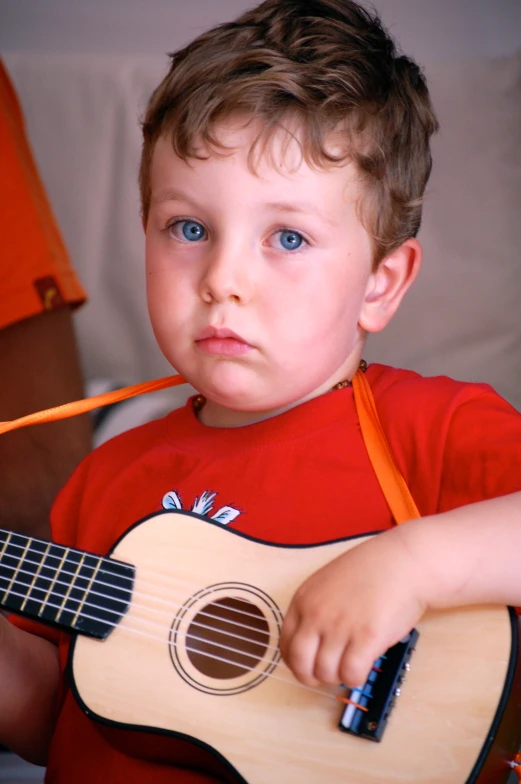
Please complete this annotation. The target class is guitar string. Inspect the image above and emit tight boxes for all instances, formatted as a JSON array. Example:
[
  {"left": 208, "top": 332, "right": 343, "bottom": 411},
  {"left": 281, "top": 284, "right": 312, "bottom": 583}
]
[
  {"left": 0, "top": 542, "right": 384, "bottom": 701},
  {"left": 0, "top": 557, "right": 372, "bottom": 712},
  {"left": 0, "top": 536, "right": 326, "bottom": 642},
  {"left": 0, "top": 554, "right": 284, "bottom": 652},
  {"left": 0, "top": 578, "right": 276, "bottom": 670},
  {"left": 21, "top": 575, "right": 288, "bottom": 668},
  {"left": 0, "top": 573, "right": 373, "bottom": 714},
  {"left": 1, "top": 529, "right": 356, "bottom": 627},
  {"left": 0, "top": 550, "right": 386, "bottom": 712},
  {"left": 0, "top": 570, "right": 283, "bottom": 664},
  {"left": 0, "top": 581, "right": 362, "bottom": 711},
  {"left": 0, "top": 540, "right": 379, "bottom": 700},
  {"left": 0, "top": 537, "right": 293, "bottom": 628}
]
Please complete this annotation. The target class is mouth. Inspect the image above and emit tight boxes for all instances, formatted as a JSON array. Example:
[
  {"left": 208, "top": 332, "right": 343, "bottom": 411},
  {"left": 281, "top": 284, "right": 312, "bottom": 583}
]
[{"left": 195, "top": 326, "right": 253, "bottom": 357}]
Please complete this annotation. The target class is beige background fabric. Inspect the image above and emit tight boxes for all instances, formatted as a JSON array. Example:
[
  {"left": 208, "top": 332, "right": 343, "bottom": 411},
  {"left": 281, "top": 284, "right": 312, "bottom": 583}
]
[
  {"left": 365, "top": 50, "right": 521, "bottom": 408},
  {"left": 4, "top": 49, "right": 521, "bottom": 410}
]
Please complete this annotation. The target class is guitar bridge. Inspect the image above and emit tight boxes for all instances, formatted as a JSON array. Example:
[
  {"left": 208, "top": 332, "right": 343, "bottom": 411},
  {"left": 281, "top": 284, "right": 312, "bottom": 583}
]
[{"left": 338, "top": 629, "right": 419, "bottom": 742}]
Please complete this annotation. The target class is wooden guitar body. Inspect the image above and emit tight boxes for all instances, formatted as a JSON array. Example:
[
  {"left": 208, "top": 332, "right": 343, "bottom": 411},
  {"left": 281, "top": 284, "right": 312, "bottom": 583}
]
[{"left": 67, "top": 510, "right": 521, "bottom": 784}]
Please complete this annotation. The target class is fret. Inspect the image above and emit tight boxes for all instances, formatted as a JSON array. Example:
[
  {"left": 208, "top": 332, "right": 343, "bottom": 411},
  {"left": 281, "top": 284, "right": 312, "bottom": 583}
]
[
  {"left": 0, "top": 530, "right": 14, "bottom": 602},
  {"left": 75, "top": 557, "right": 134, "bottom": 637},
  {"left": 0, "top": 528, "right": 135, "bottom": 640},
  {"left": 72, "top": 557, "right": 101, "bottom": 627},
  {"left": 26, "top": 545, "right": 88, "bottom": 626},
  {"left": 1, "top": 534, "right": 61, "bottom": 614},
  {"left": 55, "top": 551, "right": 86, "bottom": 623},
  {"left": 20, "top": 542, "right": 51, "bottom": 612},
  {"left": 0, "top": 530, "right": 12, "bottom": 560},
  {"left": 39, "top": 547, "right": 68, "bottom": 616},
  {"left": 2, "top": 537, "right": 30, "bottom": 604},
  {"left": 49, "top": 549, "right": 99, "bottom": 629}
]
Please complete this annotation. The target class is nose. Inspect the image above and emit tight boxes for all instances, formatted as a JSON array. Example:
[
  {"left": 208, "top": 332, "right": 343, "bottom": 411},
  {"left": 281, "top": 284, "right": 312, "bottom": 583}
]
[{"left": 199, "top": 239, "right": 253, "bottom": 305}]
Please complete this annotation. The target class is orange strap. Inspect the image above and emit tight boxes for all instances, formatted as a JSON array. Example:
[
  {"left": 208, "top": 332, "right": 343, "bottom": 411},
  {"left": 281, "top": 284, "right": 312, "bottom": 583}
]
[
  {"left": 0, "top": 368, "right": 419, "bottom": 524},
  {"left": 0, "top": 374, "right": 187, "bottom": 435},
  {"left": 351, "top": 371, "right": 420, "bottom": 524}
]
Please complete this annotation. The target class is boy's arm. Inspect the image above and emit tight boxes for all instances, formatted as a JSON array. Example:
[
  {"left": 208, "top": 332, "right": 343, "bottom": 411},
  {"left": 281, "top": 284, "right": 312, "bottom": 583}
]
[
  {"left": 390, "top": 490, "right": 521, "bottom": 609},
  {"left": 280, "top": 490, "right": 521, "bottom": 689},
  {"left": 0, "top": 614, "right": 60, "bottom": 765}
]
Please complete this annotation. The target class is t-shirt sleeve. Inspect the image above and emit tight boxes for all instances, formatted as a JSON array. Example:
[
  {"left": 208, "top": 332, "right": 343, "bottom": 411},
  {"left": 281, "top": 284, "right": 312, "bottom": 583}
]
[
  {"left": 438, "top": 387, "right": 521, "bottom": 512},
  {"left": 370, "top": 367, "right": 521, "bottom": 517},
  {"left": 0, "top": 60, "right": 86, "bottom": 329}
]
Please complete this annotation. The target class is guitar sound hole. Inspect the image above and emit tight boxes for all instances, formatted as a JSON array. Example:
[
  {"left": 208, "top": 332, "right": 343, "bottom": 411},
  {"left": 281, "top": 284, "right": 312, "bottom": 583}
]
[{"left": 186, "top": 597, "right": 269, "bottom": 679}]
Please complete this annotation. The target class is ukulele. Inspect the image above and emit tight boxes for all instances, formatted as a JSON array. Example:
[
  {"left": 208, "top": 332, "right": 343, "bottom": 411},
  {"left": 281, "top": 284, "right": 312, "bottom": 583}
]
[{"left": 1, "top": 509, "right": 521, "bottom": 784}]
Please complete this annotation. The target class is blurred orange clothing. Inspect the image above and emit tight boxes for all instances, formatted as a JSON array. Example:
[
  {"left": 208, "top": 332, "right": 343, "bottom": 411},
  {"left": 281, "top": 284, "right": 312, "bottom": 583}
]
[{"left": 0, "top": 60, "right": 85, "bottom": 330}]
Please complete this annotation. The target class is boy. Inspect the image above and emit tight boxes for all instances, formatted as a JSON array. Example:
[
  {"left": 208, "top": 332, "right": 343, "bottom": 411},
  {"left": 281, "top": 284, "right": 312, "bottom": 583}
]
[{"left": 2, "top": 0, "right": 521, "bottom": 781}]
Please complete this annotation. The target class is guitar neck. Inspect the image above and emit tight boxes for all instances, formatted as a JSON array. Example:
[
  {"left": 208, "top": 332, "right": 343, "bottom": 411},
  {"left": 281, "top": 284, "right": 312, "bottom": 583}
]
[{"left": 0, "top": 529, "right": 134, "bottom": 639}]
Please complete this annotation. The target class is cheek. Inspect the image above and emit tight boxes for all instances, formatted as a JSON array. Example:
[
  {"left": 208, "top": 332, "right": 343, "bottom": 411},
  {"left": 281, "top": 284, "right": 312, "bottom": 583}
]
[
  {"left": 146, "top": 241, "right": 190, "bottom": 312},
  {"left": 146, "top": 258, "right": 167, "bottom": 326},
  {"left": 301, "top": 269, "right": 366, "bottom": 327},
  {"left": 296, "top": 278, "right": 368, "bottom": 353},
  {"left": 146, "top": 287, "right": 187, "bottom": 369},
  {"left": 146, "top": 265, "right": 186, "bottom": 348}
]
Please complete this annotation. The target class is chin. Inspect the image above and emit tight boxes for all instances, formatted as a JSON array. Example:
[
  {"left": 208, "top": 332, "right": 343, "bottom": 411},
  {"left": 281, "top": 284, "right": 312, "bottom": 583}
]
[
  {"left": 188, "top": 362, "right": 311, "bottom": 413},
  {"left": 196, "top": 365, "right": 261, "bottom": 404},
  {"left": 207, "top": 390, "right": 265, "bottom": 412},
  {"left": 212, "top": 387, "right": 304, "bottom": 415}
]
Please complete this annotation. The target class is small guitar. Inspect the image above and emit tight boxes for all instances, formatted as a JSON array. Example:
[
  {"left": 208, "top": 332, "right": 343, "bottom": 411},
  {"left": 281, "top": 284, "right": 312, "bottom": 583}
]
[{"left": 1, "top": 510, "right": 521, "bottom": 783}]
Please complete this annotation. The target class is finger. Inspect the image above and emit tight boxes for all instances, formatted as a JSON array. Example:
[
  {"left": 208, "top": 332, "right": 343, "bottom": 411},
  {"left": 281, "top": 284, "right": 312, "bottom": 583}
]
[
  {"left": 279, "top": 606, "right": 300, "bottom": 662},
  {"left": 284, "top": 626, "right": 321, "bottom": 687},
  {"left": 312, "top": 639, "right": 348, "bottom": 685},
  {"left": 338, "top": 634, "right": 382, "bottom": 689}
]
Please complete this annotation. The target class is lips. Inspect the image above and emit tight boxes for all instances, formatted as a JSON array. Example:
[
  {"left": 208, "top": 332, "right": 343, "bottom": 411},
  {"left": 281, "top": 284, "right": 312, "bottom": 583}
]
[
  {"left": 195, "top": 326, "right": 253, "bottom": 357},
  {"left": 196, "top": 326, "right": 247, "bottom": 342}
]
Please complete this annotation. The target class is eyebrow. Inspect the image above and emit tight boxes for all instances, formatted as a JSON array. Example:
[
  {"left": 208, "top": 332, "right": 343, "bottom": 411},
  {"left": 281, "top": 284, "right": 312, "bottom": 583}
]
[
  {"left": 151, "top": 188, "right": 198, "bottom": 206},
  {"left": 151, "top": 189, "right": 336, "bottom": 227},
  {"left": 264, "top": 201, "right": 336, "bottom": 226}
]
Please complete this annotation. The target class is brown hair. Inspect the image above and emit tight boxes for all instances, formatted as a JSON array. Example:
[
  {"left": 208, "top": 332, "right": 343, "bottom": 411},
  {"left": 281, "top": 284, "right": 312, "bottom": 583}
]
[{"left": 140, "top": 0, "right": 439, "bottom": 263}]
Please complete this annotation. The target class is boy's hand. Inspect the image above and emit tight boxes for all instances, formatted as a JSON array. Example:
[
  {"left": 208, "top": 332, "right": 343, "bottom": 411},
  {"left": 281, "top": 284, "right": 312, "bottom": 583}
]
[{"left": 280, "top": 527, "right": 431, "bottom": 688}]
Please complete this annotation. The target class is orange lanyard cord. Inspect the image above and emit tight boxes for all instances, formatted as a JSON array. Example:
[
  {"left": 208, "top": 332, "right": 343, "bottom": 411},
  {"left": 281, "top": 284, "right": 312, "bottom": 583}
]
[
  {"left": 351, "top": 371, "right": 420, "bottom": 525},
  {"left": 0, "top": 374, "right": 187, "bottom": 436},
  {"left": 0, "top": 368, "right": 418, "bottom": 526}
]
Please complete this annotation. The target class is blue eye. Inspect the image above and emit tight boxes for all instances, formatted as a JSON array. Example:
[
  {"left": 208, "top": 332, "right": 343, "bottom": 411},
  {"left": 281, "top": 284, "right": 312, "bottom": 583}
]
[
  {"left": 181, "top": 220, "right": 206, "bottom": 241},
  {"left": 169, "top": 219, "right": 207, "bottom": 242},
  {"left": 276, "top": 230, "right": 304, "bottom": 251}
]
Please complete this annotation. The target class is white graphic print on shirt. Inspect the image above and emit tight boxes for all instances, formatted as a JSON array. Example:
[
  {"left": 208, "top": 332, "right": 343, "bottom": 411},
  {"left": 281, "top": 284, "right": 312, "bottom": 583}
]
[{"left": 162, "top": 489, "right": 241, "bottom": 525}]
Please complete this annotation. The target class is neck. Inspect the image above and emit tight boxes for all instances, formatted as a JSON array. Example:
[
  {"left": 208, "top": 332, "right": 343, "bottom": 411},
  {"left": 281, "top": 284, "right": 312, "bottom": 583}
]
[{"left": 196, "top": 360, "right": 366, "bottom": 429}]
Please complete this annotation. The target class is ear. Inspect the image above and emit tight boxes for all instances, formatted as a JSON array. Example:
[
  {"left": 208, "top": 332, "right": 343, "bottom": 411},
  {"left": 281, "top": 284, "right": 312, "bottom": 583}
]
[{"left": 359, "top": 238, "right": 422, "bottom": 334}]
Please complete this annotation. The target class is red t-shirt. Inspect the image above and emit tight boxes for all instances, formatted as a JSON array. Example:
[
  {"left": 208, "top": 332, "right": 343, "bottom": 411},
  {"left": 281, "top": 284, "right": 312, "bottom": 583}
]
[{"left": 10, "top": 364, "right": 521, "bottom": 782}]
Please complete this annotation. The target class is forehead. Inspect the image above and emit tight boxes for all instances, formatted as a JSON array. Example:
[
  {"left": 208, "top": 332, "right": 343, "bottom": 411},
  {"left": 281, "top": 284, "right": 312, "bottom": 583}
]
[{"left": 149, "top": 117, "right": 363, "bottom": 206}]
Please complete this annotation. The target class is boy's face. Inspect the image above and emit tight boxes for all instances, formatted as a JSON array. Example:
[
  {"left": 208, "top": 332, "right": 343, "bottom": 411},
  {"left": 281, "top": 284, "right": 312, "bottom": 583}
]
[{"left": 145, "top": 119, "right": 409, "bottom": 426}]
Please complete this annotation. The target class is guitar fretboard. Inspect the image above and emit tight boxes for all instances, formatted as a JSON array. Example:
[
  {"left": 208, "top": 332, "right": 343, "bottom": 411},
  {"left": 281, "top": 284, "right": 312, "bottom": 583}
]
[{"left": 0, "top": 529, "right": 134, "bottom": 639}]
